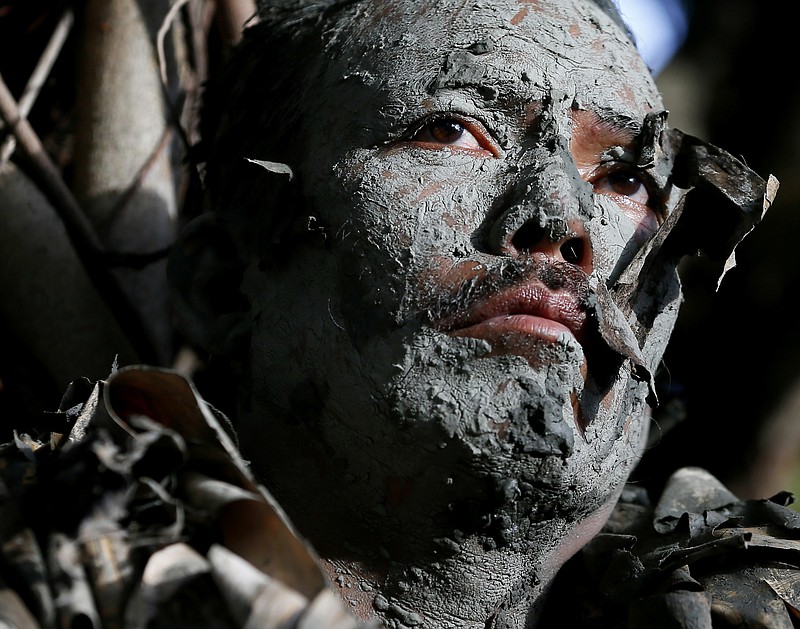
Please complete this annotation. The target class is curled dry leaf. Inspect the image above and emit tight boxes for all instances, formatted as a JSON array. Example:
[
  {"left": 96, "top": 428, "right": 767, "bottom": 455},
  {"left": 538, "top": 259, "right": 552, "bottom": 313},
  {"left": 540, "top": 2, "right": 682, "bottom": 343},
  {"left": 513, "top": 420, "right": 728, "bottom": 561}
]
[
  {"left": 0, "top": 365, "right": 382, "bottom": 628},
  {"left": 539, "top": 467, "right": 800, "bottom": 628}
]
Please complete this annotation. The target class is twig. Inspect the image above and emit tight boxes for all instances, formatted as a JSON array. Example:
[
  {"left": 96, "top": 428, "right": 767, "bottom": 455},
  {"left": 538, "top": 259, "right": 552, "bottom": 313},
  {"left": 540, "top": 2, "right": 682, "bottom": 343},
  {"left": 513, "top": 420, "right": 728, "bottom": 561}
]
[
  {"left": 185, "top": 0, "right": 214, "bottom": 146},
  {"left": 0, "top": 72, "right": 105, "bottom": 254},
  {"left": 155, "top": 0, "right": 212, "bottom": 213},
  {"left": 0, "top": 7, "right": 74, "bottom": 165},
  {"left": 155, "top": 0, "right": 197, "bottom": 158},
  {"left": 0, "top": 73, "right": 160, "bottom": 364},
  {"left": 157, "top": 0, "right": 193, "bottom": 85}
]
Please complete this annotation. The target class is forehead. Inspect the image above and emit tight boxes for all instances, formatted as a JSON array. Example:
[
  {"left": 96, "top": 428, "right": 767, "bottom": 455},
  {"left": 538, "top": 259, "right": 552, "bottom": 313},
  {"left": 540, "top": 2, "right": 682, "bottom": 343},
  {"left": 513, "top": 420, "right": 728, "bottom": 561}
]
[{"left": 315, "top": 0, "right": 662, "bottom": 123}]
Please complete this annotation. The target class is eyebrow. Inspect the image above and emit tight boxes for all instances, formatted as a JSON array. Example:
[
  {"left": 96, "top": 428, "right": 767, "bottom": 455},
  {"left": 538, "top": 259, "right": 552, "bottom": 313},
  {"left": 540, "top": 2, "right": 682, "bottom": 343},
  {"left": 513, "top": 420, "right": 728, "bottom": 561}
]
[
  {"left": 588, "top": 107, "right": 643, "bottom": 141},
  {"left": 427, "top": 77, "right": 505, "bottom": 107}
]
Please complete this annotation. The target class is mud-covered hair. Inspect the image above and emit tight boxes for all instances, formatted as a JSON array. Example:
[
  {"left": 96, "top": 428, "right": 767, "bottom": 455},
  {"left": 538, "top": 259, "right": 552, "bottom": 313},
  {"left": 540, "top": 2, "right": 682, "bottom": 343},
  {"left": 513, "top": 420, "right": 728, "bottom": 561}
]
[
  {"left": 253, "top": 0, "right": 632, "bottom": 33},
  {"left": 588, "top": 0, "right": 634, "bottom": 39}
]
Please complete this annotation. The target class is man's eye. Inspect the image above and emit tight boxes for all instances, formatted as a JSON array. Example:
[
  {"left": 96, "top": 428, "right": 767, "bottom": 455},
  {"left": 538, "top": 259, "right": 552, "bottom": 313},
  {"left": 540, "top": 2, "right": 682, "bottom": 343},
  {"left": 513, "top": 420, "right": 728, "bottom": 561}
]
[
  {"left": 407, "top": 117, "right": 497, "bottom": 154},
  {"left": 590, "top": 166, "right": 661, "bottom": 240},
  {"left": 593, "top": 169, "right": 650, "bottom": 206}
]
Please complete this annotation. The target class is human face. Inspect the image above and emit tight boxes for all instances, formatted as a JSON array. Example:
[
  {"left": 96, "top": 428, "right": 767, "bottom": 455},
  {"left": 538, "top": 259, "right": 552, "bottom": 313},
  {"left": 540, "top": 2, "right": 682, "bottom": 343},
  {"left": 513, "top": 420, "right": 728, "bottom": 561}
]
[{"left": 237, "top": 0, "right": 683, "bottom": 550}]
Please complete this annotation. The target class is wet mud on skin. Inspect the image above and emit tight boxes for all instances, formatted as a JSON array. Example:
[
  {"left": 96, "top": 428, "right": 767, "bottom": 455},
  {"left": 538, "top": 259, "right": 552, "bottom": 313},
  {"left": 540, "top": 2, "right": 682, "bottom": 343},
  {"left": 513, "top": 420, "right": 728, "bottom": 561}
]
[
  {"left": 196, "top": 0, "right": 777, "bottom": 626},
  {"left": 238, "top": 1, "right": 673, "bottom": 625}
]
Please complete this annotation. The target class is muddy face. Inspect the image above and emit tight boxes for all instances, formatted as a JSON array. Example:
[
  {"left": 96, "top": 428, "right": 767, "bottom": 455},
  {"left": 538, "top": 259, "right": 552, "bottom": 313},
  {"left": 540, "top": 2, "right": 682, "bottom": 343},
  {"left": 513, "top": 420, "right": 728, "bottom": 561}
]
[{"left": 235, "top": 0, "right": 681, "bottom": 561}]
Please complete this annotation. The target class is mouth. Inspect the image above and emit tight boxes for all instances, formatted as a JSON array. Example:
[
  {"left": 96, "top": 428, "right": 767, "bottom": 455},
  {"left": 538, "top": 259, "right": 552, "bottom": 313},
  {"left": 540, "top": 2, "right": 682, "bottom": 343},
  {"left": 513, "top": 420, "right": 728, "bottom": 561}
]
[{"left": 437, "top": 280, "right": 590, "bottom": 367}]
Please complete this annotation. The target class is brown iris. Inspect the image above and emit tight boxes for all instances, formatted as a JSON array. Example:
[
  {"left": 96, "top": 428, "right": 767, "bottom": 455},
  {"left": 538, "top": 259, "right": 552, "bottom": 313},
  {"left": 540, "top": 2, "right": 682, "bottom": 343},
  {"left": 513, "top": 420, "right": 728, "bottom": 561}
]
[{"left": 427, "top": 119, "right": 466, "bottom": 144}]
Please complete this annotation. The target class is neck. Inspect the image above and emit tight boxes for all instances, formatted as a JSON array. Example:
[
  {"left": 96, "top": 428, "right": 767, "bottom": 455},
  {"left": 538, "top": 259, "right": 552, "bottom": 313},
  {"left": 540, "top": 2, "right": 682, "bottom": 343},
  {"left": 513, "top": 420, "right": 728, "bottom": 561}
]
[
  {"left": 318, "top": 501, "right": 617, "bottom": 628},
  {"left": 235, "top": 401, "right": 625, "bottom": 626}
]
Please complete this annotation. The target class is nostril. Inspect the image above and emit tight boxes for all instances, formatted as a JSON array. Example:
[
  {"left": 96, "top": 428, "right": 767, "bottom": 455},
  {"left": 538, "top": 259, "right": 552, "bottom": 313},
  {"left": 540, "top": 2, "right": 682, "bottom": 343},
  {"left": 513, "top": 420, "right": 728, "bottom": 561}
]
[
  {"left": 560, "top": 238, "right": 583, "bottom": 265},
  {"left": 505, "top": 218, "right": 590, "bottom": 268},
  {"left": 510, "top": 221, "right": 546, "bottom": 253}
]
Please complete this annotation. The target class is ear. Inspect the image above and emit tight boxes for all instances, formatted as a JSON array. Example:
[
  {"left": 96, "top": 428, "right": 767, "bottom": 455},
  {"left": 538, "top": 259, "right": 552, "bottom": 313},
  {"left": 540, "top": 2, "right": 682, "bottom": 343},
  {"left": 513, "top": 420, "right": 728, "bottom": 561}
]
[{"left": 167, "top": 214, "right": 250, "bottom": 358}]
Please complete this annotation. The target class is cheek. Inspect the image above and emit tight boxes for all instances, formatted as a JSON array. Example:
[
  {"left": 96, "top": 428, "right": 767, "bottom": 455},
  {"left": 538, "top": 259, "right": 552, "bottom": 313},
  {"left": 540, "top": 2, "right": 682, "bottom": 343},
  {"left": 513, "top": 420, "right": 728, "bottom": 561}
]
[
  {"left": 587, "top": 197, "right": 648, "bottom": 278},
  {"left": 329, "top": 155, "right": 496, "bottom": 314},
  {"left": 606, "top": 194, "right": 660, "bottom": 245},
  {"left": 338, "top": 149, "right": 492, "bottom": 237},
  {"left": 577, "top": 377, "right": 650, "bottom": 484}
]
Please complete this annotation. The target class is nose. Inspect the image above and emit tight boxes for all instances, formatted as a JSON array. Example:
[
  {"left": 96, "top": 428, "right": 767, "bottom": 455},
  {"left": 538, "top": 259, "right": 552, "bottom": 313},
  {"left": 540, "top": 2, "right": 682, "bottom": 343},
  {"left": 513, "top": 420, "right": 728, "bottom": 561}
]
[
  {"left": 487, "top": 144, "right": 595, "bottom": 273},
  {"left": 489, "top": 206, "right": 593, "bottom": 274}
]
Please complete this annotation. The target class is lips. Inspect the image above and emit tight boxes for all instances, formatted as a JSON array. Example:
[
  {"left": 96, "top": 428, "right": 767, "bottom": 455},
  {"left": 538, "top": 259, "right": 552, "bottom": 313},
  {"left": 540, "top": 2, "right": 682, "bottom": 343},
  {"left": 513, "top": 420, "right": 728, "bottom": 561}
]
[{"left": 438, "top": 280, "right": 590, "bottom": 364}]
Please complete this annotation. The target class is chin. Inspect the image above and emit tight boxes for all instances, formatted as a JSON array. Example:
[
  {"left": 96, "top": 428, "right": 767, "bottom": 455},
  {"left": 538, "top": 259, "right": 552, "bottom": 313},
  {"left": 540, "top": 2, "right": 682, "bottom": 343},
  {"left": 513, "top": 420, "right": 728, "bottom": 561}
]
[{"left": 385, "top": 330, "right": 587, "bottom": 461}]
